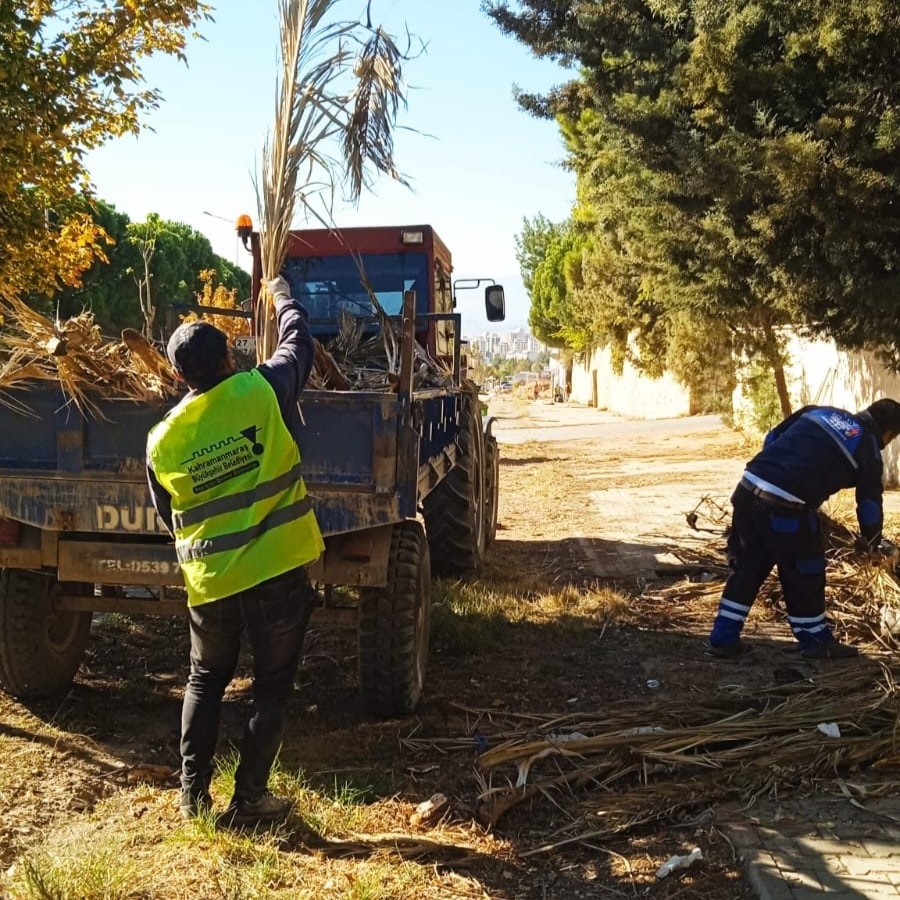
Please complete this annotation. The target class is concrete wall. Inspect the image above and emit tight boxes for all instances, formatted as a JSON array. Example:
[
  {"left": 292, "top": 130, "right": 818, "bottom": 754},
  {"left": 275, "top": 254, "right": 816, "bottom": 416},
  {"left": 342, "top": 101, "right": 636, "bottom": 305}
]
[
  {"left": 733, "top": 333, "right": 900, "bottom": 485},
  {"left": 570, "top": 345, "right": 692, "bottom": 419}
]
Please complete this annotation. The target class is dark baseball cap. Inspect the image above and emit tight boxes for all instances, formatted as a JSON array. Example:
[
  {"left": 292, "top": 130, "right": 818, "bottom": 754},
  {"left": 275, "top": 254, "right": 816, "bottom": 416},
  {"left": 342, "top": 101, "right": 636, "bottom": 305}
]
[{"left": 166, "top": 321, "right": 229, "bottom": 381}]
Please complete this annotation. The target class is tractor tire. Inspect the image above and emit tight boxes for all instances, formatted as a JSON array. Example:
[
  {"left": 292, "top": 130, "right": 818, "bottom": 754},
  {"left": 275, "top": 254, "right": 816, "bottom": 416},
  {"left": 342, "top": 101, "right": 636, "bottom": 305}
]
[
  {"left": 484, "top": 433, "right": 500, "bottom": 548},
  {"left": 0, "top": 570, "right": 92, "bottom": 698},
  {"left": 423, "top": 396, "right": 486, "bottom": 576},
  {"left": 357, "top": 521, "right": 431, "bottom": 718}
]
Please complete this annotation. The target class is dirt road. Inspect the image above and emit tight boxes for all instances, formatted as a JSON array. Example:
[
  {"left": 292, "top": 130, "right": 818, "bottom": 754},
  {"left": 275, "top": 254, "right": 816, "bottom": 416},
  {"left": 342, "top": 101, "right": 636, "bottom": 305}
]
[{"left": 490, "top": 397, "right": 747, "bottom": 578}]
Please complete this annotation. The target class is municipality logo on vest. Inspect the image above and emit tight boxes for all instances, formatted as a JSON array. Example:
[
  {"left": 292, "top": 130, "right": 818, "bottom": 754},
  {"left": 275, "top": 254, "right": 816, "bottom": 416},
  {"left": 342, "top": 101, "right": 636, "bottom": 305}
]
[
  {"left": 821, "top": 411, "right": 860, "bottom": 439},
  {"left": 181, "top": 425, "right": 264, "bottom": 467}
]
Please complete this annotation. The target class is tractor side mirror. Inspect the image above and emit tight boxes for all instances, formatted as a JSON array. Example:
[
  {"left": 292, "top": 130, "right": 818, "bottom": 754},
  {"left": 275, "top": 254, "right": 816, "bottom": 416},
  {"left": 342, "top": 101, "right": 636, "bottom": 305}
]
[{"left": 485, "top": 284, "right": 506, "bottom": 322}]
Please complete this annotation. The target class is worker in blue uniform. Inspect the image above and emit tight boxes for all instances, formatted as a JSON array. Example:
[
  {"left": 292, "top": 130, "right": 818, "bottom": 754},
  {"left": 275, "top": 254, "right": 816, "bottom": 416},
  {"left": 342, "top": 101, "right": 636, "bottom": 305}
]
[{"left": 707, "top": 399, "right": 900, "bottom": 659}]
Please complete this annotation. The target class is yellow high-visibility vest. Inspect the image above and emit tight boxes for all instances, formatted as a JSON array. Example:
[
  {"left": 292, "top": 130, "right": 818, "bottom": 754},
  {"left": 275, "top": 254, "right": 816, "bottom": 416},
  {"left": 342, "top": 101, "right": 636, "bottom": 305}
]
[{"left": 147, "top": 370, "right": 323, "bottom": 606}]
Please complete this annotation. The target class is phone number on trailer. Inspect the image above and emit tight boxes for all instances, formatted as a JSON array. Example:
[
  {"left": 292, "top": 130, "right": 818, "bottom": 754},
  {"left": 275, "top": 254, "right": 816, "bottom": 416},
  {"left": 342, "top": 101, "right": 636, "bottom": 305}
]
[{"left": 96, "top": 559, "right": 174, "bottom": 575}]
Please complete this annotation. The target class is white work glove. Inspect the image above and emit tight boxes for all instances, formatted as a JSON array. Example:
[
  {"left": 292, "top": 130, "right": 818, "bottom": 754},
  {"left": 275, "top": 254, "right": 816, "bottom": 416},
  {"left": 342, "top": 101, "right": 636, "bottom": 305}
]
[{"left": 266, "top": 276, "right": 291, "bottom": 303}]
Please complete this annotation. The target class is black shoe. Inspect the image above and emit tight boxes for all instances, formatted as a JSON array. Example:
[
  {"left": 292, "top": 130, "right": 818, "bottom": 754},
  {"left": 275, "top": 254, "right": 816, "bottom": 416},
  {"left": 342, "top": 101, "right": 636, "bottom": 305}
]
[
  {"left": 218, "top": 791, "right": 292, "bottom": 828},
  {"left": 705, "top": 640, "right": 751, "bottom": 659},
  {"left": 179, "top": 788, "right": 212, "bottom": 820},
  {"left": 800, "top": 639, "right": 859, "bottom": 660}
]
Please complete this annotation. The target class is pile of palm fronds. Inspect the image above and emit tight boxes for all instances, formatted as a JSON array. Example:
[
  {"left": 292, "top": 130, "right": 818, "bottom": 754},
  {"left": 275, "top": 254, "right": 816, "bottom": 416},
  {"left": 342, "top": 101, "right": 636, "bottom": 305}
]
[
  {"left": 421, "top": 498, "right": 900, "bottom": 852},
  {"left": 0, "top": 292, "right": 454, "bottom": 414},
  {"left": 448, "top": 662, "right": 900, "bottom": 851},
  {"left": 0, "top": 295, "right": 177, "bottom": 416},
  {"left": 306, "top": 311, "right": 454, "bottom": 391}
]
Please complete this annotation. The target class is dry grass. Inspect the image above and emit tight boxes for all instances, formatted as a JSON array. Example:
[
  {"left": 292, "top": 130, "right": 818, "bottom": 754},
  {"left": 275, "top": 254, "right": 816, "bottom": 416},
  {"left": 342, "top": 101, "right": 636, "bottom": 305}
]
[{"left": 4, "top": 751, "right": 513, "bottom": 900}]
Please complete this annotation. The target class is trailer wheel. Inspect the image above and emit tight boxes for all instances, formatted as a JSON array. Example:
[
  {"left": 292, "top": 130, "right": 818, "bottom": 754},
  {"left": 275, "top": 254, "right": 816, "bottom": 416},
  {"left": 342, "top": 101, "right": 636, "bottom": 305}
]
[
  {"left": 358, "top": 521, "right": 431, "bottom": 718},
  {"left": 423, "top": 396, "right": 486, "bottom": 575},
  {"left": 0, "top": 570, "right": 92, "bottom": 698},
  {"left": 484, "top": 433, "right": 500, "bottom": 548}
]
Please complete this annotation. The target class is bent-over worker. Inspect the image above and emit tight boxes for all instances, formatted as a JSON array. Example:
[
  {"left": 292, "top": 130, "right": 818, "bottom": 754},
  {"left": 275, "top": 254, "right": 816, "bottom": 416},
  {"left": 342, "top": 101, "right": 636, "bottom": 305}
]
[
  {"left": 707, "top": 399, "right": 900, "bottom": 660},
  {"left": 146, "top": 275, "right": 323, "bottom": 827}
]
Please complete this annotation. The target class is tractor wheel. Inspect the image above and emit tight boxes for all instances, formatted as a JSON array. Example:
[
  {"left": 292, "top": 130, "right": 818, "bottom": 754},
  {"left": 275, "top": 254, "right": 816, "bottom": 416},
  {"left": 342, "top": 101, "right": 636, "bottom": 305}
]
[
  {"left": 357, "top": 521, "right": 431, "bottom": 718},
  {"left": 484, "top": 433, "right": 500, "bottom": 548},
  {"left": 423, "top": 396, "right": 486, "bottom": 575},
  {"left": 0, "top": 570, "right": 92, "bottom": 698}
]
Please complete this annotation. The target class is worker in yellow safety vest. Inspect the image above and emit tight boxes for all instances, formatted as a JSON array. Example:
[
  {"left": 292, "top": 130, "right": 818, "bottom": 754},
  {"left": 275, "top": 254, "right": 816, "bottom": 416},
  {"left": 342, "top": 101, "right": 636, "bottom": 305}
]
[{"left": 147, "top": 275, "right": 323, "bottom": 828}]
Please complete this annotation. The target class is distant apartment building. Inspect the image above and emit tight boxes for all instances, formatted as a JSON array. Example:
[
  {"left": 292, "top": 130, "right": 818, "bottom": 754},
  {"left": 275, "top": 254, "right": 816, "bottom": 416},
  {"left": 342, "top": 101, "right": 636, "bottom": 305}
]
[{"left": 467, "top": 328, "right": 546, "bottom": 362}]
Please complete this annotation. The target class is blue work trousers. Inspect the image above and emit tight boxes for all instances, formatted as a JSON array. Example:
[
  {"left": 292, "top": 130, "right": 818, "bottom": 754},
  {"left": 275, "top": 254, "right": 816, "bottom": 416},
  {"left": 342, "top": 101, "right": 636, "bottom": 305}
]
[
  {"left": 180, "top": 566, "right": 315, "bottom": 801},
  {"left": 709, "top": 485, "right": 831, "bottom": 649}
]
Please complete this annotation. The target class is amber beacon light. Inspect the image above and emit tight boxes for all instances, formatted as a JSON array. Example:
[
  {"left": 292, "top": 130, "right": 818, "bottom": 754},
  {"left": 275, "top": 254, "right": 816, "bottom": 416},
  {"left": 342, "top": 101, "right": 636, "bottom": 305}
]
[{"left": 236, "top": 214, "right": 253, "bottom": 249}]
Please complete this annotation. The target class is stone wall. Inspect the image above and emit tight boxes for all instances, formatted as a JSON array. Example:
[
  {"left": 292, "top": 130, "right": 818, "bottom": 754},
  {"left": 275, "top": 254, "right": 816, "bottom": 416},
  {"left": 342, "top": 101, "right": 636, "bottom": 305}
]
[
  {"left": 732, "top": 333, "right": 900, "bottom": 485},
  {"left": 570, "top": 345, "right": 692, "bottom": 419}
]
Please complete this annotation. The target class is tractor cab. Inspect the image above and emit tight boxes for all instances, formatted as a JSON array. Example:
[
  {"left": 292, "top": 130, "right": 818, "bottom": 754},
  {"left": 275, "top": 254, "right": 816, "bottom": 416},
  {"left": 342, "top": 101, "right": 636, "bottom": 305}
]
[{"left": 247, "top": 224, "right": 504, "bottom": 365}]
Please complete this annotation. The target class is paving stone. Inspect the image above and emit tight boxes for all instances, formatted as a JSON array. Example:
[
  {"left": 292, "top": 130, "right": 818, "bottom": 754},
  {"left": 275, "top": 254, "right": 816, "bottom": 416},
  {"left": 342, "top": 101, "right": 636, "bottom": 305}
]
[
  {"left": 838, "top": 878, "right": 900, "bottom": 898},
  {"left": 861, "top": 841, "right": 900, "bottom": 860},
  {"left": 794, "top": 838, "right": 868, "bottom": 858},
  {"left": 791, "top": 890, "right": 861, "bottom": 900},
  {"left": 744, "top": 853, "right": 798, "bottom": 900},
  {"left": 724, "top": 800, "right": 900, "bottom": 900},
  {"left": 840, "top": 856, "right": 900, "bottom": 878}
]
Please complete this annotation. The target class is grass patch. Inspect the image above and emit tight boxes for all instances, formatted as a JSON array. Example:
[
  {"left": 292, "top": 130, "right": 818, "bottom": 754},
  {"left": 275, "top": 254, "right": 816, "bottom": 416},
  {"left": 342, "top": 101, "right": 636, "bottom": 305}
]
[
  {"left": 430, "top": 577, "right": 632, "bottom": 658},
  {"left": 11, "top": 822, "right": 148, "bottom": 899},
  {"left": 4, "top": 757, "right": 483, "bottom": 900}
]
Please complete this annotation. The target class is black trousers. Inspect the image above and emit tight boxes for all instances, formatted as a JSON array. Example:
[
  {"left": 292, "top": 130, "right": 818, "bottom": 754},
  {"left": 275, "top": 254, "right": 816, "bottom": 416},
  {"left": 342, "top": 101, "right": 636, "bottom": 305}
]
[
  {"left": 709, "top": 484, "right": 832, "bottom": 649},
  {"left": 180, "top": 566, "right": 316, "bottom": 801}
]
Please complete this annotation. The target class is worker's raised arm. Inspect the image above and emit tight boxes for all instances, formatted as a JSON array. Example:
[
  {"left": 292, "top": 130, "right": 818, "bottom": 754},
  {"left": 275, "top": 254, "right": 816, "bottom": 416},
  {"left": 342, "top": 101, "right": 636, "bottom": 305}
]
[{"left": 257, "top": 276, "right": 315, "bottom": 421}]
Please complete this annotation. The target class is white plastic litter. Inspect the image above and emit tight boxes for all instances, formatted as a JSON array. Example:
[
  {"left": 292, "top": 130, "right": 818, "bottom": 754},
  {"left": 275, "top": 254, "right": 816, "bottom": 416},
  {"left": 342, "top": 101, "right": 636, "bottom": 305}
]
[
  {"left": 817, "top": 722, "right": 841, "bottom": 738},
  {"left": 656, "top": 847, "right": 703, "bottom": 878},
  {"left": 880, "top": 604, "right": 900, "bottom": 636},
  {"left": 545, "top": 732, "right": 589, "bottom": 743},
  {"left": 619, "top": 725, "right": 666, "bottom": 736}
]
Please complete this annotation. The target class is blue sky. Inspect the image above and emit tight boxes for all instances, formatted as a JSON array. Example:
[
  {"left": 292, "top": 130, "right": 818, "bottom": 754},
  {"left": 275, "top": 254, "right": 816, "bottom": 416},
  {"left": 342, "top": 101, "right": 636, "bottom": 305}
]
[{"left": 84, "top": 1, "right": 575, "bottom": 332}]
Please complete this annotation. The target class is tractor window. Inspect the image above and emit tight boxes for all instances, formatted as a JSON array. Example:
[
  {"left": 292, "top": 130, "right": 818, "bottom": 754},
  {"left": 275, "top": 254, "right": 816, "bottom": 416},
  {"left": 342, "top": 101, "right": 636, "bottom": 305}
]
[{"left": 281, "top": 252, "right": 429, "bottom": 332}]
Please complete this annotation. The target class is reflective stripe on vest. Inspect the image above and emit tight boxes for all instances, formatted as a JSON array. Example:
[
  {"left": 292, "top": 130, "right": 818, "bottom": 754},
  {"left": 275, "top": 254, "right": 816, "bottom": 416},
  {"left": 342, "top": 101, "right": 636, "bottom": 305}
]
[
  {"left": 147, "top": 370, "right": 323, "bottom": 605},
  {"left": 176, "top": 494, "right": 313, "bottom": 562}
]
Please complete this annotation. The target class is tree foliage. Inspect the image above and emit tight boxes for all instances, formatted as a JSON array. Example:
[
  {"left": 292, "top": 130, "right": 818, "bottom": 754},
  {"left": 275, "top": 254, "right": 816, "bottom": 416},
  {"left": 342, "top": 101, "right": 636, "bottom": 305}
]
[
  {"left": 0, "top": 0, "right": 211, "bottom": 297},
  {"left": 27, "top": 202, "right": 250, "bottom": 337},
  {"left": 487, "top": 0, "right": 900, "bottom": 403},
  {"left": 517, "top": 215, "right": 592, "bottom": 350}
]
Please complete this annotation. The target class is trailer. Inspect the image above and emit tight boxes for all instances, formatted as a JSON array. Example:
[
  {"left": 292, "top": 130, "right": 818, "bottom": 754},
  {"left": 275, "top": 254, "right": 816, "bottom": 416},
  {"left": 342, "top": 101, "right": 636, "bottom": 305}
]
[{"left": 0, "top": 224, "right": 504, "bottom": 717}]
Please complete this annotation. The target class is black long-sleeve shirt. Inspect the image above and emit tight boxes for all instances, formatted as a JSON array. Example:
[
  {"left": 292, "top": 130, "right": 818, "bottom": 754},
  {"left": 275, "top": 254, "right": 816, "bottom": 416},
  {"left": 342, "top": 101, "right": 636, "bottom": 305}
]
[{"left": 147, "top": 298, "right": 314, "bottom": 534}]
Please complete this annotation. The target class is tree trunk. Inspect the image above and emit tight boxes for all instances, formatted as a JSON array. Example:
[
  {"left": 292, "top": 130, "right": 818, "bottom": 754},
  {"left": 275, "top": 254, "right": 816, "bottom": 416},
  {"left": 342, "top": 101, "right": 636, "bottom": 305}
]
[
  {"left": 760, "top": 321, "right": 792, "bottom": 418},
  {"left": 772, "top": 362, "right": 792, "bottom": 418}
]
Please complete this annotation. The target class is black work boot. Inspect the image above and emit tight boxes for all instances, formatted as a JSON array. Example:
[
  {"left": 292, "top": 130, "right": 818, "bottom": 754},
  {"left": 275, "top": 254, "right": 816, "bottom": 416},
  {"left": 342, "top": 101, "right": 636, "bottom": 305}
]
[
  {"left": 800, "top": 638, "right": 859, "bottom": 660},
  {"left": 179, "top": 787, "right": 213, "bottom": 820},
  {"left": 704, "top": 639, "right": 752, "bottom": 659},
  {"left": 218, "top": 791, "right": 292, "bottom": 829}
]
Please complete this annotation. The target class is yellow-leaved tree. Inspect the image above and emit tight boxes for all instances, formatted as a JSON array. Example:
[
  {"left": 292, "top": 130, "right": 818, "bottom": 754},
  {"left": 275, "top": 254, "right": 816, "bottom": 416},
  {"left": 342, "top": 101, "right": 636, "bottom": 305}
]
[
  {"left": 181, "top": 269, "right": 250, "bottom": 344},
  {"left": 0, "top": 1, "right": 211, "bottom": 298}
]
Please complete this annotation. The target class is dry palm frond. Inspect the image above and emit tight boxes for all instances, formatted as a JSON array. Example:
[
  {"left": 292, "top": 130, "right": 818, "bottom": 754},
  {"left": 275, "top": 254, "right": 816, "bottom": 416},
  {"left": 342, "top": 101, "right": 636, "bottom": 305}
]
[
  {"left": 343, "top": 23, "right": 410, "bottom": 198},
  {"left": 0, "top": 294, "right": 178, "bottom": 416},
  {"left": 465, "top": 662, "right": 900, "bottom": 847},
  {"left": 449, "top": 502, "right": 900, "bottom": 851},
  {"left": 255, "top": 0, "right": 417, "bottom": 362}
]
